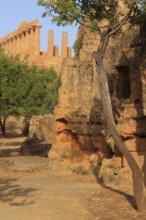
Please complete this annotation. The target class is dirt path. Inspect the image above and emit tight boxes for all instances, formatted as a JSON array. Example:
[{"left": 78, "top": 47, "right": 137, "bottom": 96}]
[
  {"left": 0, "top": 174, "right": 97, "bottom": 220},
  {"left": 0, "top": 169, "right": 145, "bottom": 220},
  {"left": 0, "top": 123, "right": 146, "bottom": 219}
]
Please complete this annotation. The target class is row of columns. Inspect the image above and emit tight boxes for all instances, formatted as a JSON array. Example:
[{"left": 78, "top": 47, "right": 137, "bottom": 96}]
[
  {"left": 0, "top": 21, "right": 72, "bottom": 59},
  {"left": 1, "top": 24, "right": 41, "bottom": 58},
  {"left": 48, "top": 30, "right": 72, "bottom": 58}
]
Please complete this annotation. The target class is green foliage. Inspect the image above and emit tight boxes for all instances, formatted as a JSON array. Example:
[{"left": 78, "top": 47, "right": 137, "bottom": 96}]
[
  {"left": 0, "top": 46, "right": 60, "bottom": 134},
  {"left": 0, "top": 49, "right": 27, "bottom": 119},
  {"left": 22, "top": 66, "right": 61, "bottom": 119},
  {"left": 37, "top": 0, "right": 146, "bottom": 33},
  {"left": 126, "top": 0, "right": 146, "bottom": 26}
]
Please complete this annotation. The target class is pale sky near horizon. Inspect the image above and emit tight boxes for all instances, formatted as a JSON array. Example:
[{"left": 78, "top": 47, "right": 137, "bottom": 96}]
[{"left": 0, "top": 0, "right": 78, "bottom": 54}]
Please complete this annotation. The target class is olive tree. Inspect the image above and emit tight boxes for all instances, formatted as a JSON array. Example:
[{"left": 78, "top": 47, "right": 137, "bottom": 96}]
[{"left": 37, "top": 0, "right": 146, "bottom": 211}]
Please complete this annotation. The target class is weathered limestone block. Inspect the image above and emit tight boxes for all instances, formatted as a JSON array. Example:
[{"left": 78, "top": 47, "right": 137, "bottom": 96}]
[
  {"left": 21, "top": 114, "right": 54, "bottom": 157},
  {"left": 29, "top": 114, "right": 55, "bottom": 142}
]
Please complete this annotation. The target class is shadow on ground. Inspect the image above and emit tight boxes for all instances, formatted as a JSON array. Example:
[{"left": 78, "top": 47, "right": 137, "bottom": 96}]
[
  {"left": 0, "top": 177, "right": 37, "bottom": 206},
  {"left": 91, "top": 164, "right": 137, "bottom": 210}
]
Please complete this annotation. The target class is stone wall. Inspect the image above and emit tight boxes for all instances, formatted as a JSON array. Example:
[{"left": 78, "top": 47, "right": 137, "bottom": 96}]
[{"left": 0, "top": 20, "right": 72, "bottom": 73}]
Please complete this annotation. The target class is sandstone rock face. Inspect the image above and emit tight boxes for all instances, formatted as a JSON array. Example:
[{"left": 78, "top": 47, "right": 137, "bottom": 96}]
[
  {"left": 51, "top": 55, "right": 108, "bottom": 171},
  {"left": 50, "top": 23, "right": 146, "bottom": 183},
  {"left": 49, "top": 27, "right": 113, "bottom": 174}
]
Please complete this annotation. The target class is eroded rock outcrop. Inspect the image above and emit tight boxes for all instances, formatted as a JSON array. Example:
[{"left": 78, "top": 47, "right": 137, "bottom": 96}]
[{"left": 48, "top": 22, "right": 146, "bottom": 182}]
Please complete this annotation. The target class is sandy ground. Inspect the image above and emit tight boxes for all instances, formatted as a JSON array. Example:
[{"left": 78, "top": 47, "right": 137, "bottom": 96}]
[{"left": 0, "top": 123, "right": 146, "bottom": 220}]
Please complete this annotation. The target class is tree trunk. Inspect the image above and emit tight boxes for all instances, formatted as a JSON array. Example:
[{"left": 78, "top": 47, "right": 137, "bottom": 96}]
[
  {"left": 0, "top": 119, "right": 6, "bottom": 137},
  {"left": 93, "top": 36, "right": 145, "bottom": 211}
]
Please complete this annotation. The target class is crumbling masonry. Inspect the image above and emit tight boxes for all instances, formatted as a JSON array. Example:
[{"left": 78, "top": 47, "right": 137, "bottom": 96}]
[{"left": 0, "top": 19, "right": 72, "bottom": 72}]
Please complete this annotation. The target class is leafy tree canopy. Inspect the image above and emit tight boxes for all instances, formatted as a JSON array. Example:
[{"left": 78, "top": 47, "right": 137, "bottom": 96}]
[
  {"left": 37, "top": 0, "right": 146, "bottom": 32},
  {"left": 22, "top": 66, "right": 61, "bottom": 119},
  {"left": 0, "top": 46, "right": 60, "bottom": 136}
]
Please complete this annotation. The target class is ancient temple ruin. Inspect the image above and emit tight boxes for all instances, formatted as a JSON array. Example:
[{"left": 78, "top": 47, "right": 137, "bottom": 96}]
[{"left": 0, "top": 19, "right": 72, "bottom": 72}]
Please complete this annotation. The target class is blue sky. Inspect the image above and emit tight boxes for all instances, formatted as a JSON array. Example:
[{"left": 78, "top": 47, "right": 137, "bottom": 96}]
[{"left": 0, "top": 0, "right": 78, "bottom": 54}]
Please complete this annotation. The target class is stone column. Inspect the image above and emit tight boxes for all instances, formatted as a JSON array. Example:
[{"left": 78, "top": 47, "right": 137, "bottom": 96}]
[
  {"left": 7, "top": 39, "right": 10, "bottom": 53},
  {"left": 23, "top": 31, "right": 27, "bottom": 56},
  {"left": 10, "top": 38, "right": 13, "bottom": 54},
  {"left": 29, "top": 27, "right": 34, "bottom": 55},
  {"left": 19, "top": 34, "right": 23, "bottom": 59},
  {"left": 17, "top": 34, "right": 21, "bottom": 56},
  {"left": 34, "top": 25, "right": 41, "bottom": 55},
  {"left": 5, "top": 40, "right": 8, "bottom": 53},
  {"left": 20, "top": 34, "right": 23, "bottom": 57},
  {"left": 25, "top": 29, "right": 30, "bottom": 56},
  {"left": 61, "top": 31, "right": 68, "bottom": 58},
  {"left": 9, "top": 39, "right": 12, "bottom": 53},
  {"left": 27, "top": 29, "right": 31, "bottom": 56},
  {"left": 48, "top": 30, "right": 54, "bottom": 57},
  {"left": 15, "top": 35, "right": 19, "bottom": 55},
  {"left": 54, "top": 46, "right": 59, "bottom": 57},
  {"left": 18, "top": 35, "right": 20, "bottom": 55},
  {"left": 8, "top": 39, "right": 11, "bottom": 54},
  {"left": 8, "top": 39, "right": 11, "bottom": 53},
  {"left": 13, "top": 37, "right": 16, "bottom": 55},
  {"left": 11, "top": 38, "right": 15, "bottom": 55}
]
